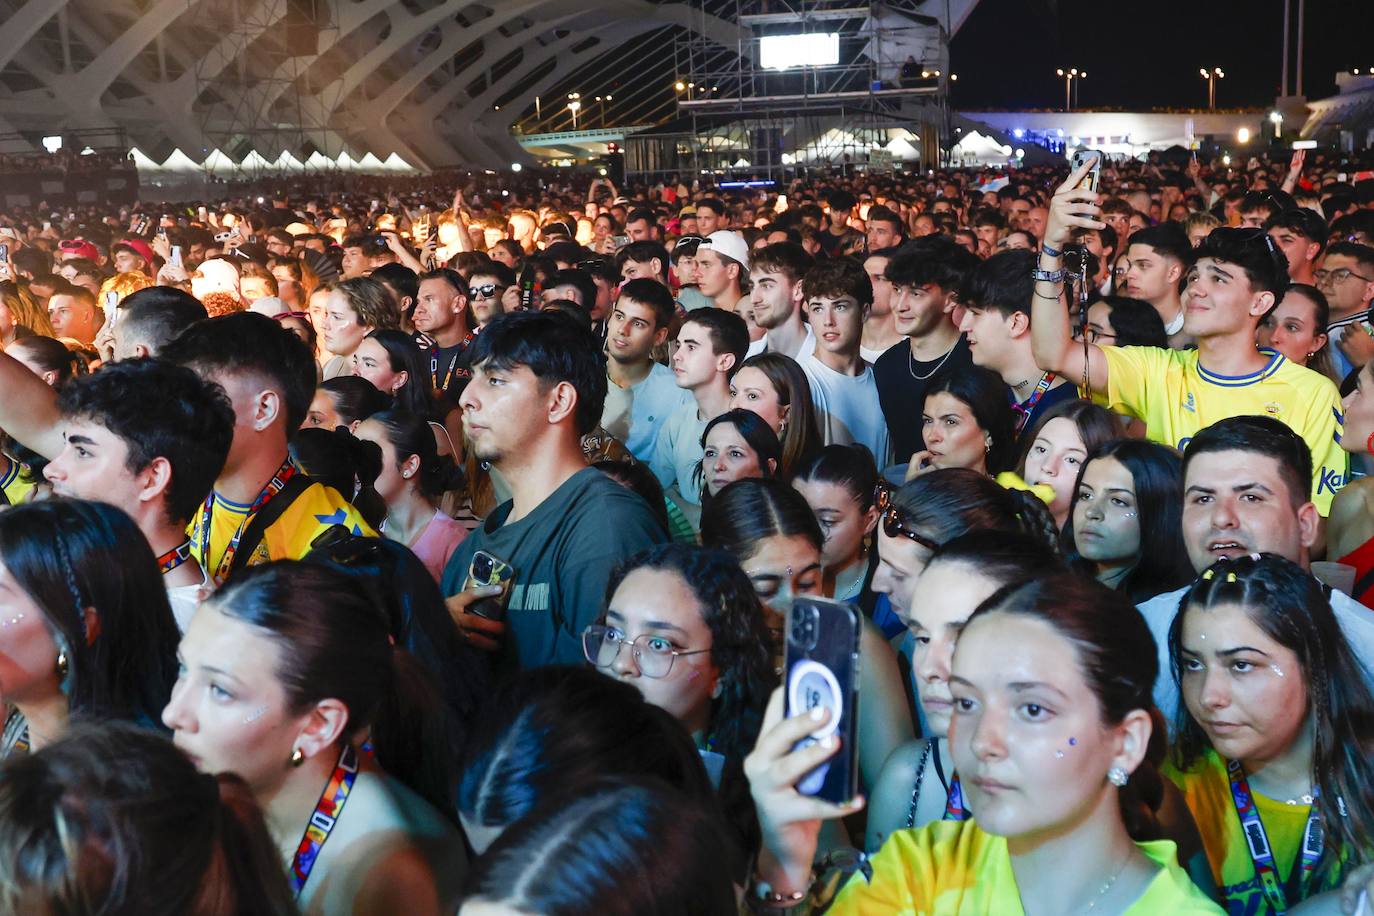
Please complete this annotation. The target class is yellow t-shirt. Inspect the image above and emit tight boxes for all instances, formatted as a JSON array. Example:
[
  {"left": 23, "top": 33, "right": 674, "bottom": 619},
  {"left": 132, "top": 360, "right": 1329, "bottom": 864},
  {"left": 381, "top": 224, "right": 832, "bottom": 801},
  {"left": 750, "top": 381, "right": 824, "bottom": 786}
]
[
  {"left": 1164, "top": 749, "right": 1337, "bottom": 915},
  {"left": 188, "top": 481, "right": 375, "bottom": 577},
  {"left": 829, "top": 819, "right": 1221, "bottom": 915},
  {"left": 0, "top": 458, "right": 33, "bottom": 507},
  {"left": 1095, "top": 346, "right": 1348, "bottom": 514}
]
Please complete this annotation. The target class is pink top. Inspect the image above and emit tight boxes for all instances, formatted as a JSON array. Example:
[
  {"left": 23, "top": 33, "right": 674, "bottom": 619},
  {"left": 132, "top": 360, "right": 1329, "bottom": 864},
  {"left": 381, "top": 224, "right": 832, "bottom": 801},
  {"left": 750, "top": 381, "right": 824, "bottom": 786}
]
[{"left": 410, "top": 509, "right": 469, "bottom": 584}]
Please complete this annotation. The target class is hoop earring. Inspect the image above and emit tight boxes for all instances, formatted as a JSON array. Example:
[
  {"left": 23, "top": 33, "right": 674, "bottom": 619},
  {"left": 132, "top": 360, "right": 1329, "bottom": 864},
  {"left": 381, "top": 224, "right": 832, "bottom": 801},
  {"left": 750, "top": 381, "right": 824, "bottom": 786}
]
[{"left": 290, "top": 748, "right": 305, "bottom": 767}]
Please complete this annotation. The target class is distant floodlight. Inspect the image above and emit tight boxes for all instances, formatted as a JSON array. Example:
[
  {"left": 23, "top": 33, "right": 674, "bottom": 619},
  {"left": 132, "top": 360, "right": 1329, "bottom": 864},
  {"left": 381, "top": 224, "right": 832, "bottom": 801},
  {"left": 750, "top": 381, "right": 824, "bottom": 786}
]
[
  {"left": 1237, "top": 127, "right": 1251, "bottom": 143},
  {"left": 599, "top": 168, "right": 608, "bottom": 176},
  {"left": 512, "top": 162, "right": 523, "bottom": 172},
  {"left": 41, "top": 135, "right": 61, "bottom": 153}
]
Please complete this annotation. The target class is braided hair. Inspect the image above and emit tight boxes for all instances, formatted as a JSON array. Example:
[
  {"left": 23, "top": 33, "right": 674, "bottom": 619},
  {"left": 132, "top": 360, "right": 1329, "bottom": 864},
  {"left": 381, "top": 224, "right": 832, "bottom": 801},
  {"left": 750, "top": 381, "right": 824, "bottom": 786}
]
[{"left": 1170, "top": 553, "right": 1374, "bottom": 887}]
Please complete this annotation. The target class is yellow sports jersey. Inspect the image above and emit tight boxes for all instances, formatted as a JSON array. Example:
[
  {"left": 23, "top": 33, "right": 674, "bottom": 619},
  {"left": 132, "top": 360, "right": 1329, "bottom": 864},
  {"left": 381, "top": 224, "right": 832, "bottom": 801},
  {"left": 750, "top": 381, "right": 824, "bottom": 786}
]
[
  {"left": 0, "top": 458, "right": 33, "bottom": 507},
  {"left": 829, "top": 819, "right": 1221, "bottom": 914},
  {"left": 1164, "top": 749, "right": 1341, "bottom": 915},
  {"left": 187, "top": 482, "right": 375, "bottom": 576},
  {"left": 1096, "top": 346, "right": 1348, "bottom": 514}
]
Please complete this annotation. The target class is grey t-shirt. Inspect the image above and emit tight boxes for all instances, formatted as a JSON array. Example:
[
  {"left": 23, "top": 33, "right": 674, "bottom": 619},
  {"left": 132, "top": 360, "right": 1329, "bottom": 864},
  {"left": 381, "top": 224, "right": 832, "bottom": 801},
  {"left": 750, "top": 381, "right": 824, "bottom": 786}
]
[{"left": 441, "top": 467, "right": 667, "bottom": 673}]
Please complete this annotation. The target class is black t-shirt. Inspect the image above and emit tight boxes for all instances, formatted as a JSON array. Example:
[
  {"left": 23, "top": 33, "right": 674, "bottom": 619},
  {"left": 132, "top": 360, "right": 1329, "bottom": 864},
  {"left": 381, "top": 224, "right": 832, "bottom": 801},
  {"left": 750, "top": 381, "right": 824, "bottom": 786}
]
[
  {"left": 873, "top": 336, "right": 973, "bottom": 463},
  {"left": 420, "top": 335, "right": 475, "bottom": 401}
]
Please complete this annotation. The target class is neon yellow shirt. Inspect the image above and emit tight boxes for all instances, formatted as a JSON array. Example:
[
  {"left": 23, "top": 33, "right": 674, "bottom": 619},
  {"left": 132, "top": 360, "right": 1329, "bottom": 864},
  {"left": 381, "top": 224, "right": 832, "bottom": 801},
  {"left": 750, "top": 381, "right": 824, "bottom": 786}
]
[
  {"left": 829, "top": 819, "right": 1222, "bottom": 914},
  {"left": 1165, "top": 749, "right": 1340, "bottom": 915},
  {"left": 187, "top": 482, "right": 375, "bottom": 576},
  {"left": 0, "top": 458, "right": 33, "bottom": 507},
  {"left": 1095, "top": 346, "right": 1347, "bottom": 514}
]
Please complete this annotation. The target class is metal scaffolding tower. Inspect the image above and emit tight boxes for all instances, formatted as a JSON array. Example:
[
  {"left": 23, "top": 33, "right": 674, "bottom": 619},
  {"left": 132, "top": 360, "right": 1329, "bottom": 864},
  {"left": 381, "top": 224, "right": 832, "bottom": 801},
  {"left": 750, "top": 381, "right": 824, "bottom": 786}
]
[{"left": 626, "top": 0, "right": 951, "bottom": 182}]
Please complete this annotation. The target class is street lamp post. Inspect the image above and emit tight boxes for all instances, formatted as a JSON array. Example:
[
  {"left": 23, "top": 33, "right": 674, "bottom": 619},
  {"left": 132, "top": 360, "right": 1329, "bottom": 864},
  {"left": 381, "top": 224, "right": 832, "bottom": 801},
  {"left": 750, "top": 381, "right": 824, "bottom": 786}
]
[
  {"left": 1056, "top": 68, "right": 1084, "bottom": 111},
  {"left": 1200, "top": 67, "right": 1224, "bottom": 109},
  {"left": 1269, "top": 110, "right": 1283, "bottom": 140},
  {"left": 567, "top": 92, "right": 582, "bottom": 129}
]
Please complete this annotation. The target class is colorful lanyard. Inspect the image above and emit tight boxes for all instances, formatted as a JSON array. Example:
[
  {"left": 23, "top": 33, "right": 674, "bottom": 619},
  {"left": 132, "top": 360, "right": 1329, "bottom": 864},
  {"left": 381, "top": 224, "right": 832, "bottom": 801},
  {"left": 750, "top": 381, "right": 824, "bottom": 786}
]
[
  {"left": 1226, "top": 758, "right": 1323, "bottom": 915},
  {"left": 1011, "top": 372, "right": 1057, "bottom": 435},
  {"left": 288, "top": 743, "right": 362, "bottom": 896},
  {"left": 943, "top": 773, "right": 969, "bottom": 821},
  {"left": 199, "top": 459, "right": 297, "bottom": 585},
  {"left": 429, "top": 333, "right": 474, "bottom": 393},
  {"left": 156, "top": 540, "right": 194, "bottom": 575}
]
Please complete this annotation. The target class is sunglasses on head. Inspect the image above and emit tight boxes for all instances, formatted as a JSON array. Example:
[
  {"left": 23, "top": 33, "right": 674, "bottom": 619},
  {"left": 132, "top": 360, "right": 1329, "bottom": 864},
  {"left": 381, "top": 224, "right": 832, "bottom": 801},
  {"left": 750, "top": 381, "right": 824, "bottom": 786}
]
[{"left": 874, "top": 482, "right": 938, "bottom": 550}]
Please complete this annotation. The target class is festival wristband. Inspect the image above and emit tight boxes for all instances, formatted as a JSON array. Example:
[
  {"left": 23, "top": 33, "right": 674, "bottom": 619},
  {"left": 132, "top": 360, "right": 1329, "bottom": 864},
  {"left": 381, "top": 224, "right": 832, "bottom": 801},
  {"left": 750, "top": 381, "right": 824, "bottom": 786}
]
[
  {"left": 1031, "top": 268, "right": 1066, "bottom": 283},
  {"left": 1040, "top": 241, "right": 1063, "bottom": 258}
]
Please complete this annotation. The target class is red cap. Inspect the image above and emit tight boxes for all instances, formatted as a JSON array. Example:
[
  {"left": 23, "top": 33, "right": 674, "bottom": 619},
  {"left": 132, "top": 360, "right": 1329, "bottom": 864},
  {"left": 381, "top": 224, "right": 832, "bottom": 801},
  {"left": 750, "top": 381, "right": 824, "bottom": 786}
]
[
  {"left": 59, "top": 239, "right": 100, "bottom": 261},
  {"left": 113, "top": 238, "right": 156, "bottom": 266}
]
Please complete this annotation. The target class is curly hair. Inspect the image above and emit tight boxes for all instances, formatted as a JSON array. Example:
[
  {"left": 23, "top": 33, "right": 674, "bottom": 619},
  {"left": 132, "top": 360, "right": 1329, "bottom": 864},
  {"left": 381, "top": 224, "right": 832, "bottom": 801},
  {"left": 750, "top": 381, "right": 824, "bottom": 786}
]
[{"left": 603, "top": 544, "right": 778, "bottom": 760}]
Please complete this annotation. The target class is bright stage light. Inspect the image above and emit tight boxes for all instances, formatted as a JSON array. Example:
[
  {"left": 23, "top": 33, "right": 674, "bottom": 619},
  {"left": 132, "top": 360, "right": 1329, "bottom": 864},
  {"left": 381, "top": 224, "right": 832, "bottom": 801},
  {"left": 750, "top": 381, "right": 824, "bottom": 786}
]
[{"left": 760, "top": 33, "right": 839, "bottom": 70}]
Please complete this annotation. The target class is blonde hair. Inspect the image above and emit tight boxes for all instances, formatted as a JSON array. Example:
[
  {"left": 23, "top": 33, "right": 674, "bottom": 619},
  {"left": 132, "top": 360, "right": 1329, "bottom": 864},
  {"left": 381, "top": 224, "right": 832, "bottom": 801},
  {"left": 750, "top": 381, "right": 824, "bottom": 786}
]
[
  {"left": 99, "top": 271, "right": 155, "bottom": 306},
  {"left": 1, "top": 282, "right": 55, "bottom": 337}
]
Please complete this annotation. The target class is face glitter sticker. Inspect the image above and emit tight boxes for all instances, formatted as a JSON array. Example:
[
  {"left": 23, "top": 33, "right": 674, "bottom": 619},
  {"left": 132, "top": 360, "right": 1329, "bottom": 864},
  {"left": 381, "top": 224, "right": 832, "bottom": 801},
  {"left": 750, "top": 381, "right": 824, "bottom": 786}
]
[
  {"left": 1068, "top": 737, "right": 1077, "bottom": 746},
  {"left": 0, "top": 613, "right": 24, "bottom": 628},
  {"left": 1270, "top": 664, "right": 1285, "bottom": 678},
  {"left": 243, "top": 705, "right": 268, "bottom": 724}
]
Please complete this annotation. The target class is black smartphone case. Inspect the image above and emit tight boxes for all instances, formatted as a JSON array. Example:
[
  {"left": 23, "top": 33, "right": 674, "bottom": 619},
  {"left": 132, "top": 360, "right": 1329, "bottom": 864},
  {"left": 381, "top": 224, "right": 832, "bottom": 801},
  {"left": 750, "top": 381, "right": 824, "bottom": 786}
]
[{"left": 784, "top": 597, "right": 861, "bottom": 805}]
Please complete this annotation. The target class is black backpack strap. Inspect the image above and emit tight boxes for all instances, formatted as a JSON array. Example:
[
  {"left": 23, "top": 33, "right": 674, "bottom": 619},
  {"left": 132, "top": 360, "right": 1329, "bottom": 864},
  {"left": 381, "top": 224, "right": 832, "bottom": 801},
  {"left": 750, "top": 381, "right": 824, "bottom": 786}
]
[
  {"left": 1351, "top": 567, "right": 1374, "bottom": 604},
  {"left": 930, "top": 736, "right": 950, "bottom": 793},
  {"left": 228, "top": 474, "right": 315, "bottom": 574}
]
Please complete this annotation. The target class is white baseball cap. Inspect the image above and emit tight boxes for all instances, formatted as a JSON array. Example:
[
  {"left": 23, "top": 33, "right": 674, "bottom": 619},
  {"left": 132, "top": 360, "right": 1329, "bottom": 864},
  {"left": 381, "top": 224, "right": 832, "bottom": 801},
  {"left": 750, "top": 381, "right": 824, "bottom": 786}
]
[{"left": 699, "top": 230, "right": 750, "bottom": 268}]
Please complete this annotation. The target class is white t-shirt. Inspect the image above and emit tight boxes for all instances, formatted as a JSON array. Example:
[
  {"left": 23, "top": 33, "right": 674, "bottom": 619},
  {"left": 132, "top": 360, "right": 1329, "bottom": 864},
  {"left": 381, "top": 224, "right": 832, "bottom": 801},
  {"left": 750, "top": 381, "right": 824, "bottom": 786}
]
[
  {"left": 1138, "top": 581, "right": 1374, "bottom": 727},
  {"left": 746, "top": 325, "right": 815, "bottom": 361},
  {"left": 167, "top": 571, "right": 210, "bottom": 633},
  {"left": 798, "top": 349, "right": 892, "bottom": 467}
]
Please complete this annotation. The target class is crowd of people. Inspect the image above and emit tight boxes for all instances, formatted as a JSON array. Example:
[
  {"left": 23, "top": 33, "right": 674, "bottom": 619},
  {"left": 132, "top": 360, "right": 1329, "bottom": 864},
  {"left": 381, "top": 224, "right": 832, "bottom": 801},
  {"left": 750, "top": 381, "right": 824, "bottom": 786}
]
[{"left": 2, "top": 145, "right": 1374, "bottom": 913}]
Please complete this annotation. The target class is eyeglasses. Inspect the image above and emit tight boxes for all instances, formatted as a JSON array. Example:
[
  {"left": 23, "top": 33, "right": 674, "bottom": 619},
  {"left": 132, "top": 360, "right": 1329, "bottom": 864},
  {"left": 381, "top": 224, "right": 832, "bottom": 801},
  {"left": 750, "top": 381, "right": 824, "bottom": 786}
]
[
  {"left": 1073, "top": 326, "right": 1116, "bottom": 344},
  {"left": 469, "top": 283, "right": 502, "bottom": 299},
  {"left": 873, "top": 482, "right": 938, "bottom": 549},
  {"left": 581, "top": 625, "right": 710, "bottom": 678},
  {"left": 1315, "top": 268, "right": 1373, "bottom": 285}
]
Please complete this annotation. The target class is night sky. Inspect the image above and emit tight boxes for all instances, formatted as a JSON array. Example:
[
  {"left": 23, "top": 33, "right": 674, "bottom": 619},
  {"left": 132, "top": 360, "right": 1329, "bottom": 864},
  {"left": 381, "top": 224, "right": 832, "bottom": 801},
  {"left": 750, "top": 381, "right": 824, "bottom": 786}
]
[{"left": 950, "top": 0, "right": 1374, "bottom": 111}]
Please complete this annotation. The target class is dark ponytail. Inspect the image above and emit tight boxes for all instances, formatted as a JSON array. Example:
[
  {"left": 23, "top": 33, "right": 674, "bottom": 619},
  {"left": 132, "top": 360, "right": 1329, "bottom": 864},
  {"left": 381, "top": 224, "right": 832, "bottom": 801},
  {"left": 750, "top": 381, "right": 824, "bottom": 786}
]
[
  {"left": 368, "top": 408, "right": 462, "bottom": 501},
  {"left": 288, "top": 426, "right": 387, "bottom": 528},
  {"left": 208, "top": 561, "right": 455, "bottom": 817}
]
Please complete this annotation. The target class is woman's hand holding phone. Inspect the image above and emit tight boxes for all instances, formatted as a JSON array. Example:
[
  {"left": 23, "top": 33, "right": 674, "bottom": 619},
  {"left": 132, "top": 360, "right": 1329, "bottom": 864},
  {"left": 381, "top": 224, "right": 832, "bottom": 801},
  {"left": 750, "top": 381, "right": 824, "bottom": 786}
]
[{"left": 745, "top": 687, "right": 864, "bottom": 898}]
